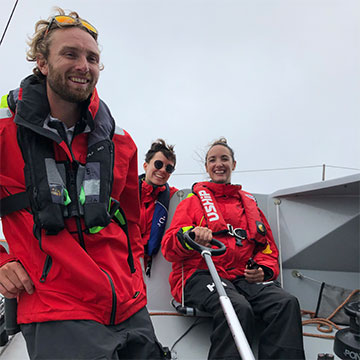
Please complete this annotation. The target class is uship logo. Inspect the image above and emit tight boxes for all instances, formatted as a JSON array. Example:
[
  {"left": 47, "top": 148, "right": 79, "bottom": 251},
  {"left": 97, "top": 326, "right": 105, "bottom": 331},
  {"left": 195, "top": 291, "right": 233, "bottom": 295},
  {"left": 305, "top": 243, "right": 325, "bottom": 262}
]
[
  {"left": 157, "top": 215, "right": 166, "bottom": 227},
  {"left": 198, "top": 190, "right": 219, "bottom": 222},
  {"left": 344, "top": 349, "right": 360, "bottom": 360}
]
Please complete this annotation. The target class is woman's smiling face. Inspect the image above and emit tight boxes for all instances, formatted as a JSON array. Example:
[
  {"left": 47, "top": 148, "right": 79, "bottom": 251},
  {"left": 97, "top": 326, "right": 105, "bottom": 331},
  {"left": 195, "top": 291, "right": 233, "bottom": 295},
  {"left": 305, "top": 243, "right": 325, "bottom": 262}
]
[
  {"left": 143, "top": 151, "right": 175, "bottom": 186},
  {"left": 205, "top": 145, "right": 236, "bottom": 184}
]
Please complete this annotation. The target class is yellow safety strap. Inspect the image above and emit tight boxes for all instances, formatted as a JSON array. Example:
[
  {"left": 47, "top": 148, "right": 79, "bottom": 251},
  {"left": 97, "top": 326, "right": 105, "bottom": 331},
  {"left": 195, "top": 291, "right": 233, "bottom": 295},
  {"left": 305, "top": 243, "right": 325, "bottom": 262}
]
[
  {"left": 181, "top": 226, "right": 194, "bottom": 250},
  {"left": 0, "top": 95, "right": 8, "bottom": 108},
  {"left": 0, "top": 94, "right": 12, "bottom": 119}
]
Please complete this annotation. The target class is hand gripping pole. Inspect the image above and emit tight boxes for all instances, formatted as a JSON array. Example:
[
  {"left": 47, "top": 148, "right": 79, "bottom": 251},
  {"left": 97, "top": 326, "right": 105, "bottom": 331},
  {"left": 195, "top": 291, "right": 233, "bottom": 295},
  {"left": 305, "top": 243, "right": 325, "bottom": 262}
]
[{"left": 184, "top": 232, "right": 255, "bottom": 360}]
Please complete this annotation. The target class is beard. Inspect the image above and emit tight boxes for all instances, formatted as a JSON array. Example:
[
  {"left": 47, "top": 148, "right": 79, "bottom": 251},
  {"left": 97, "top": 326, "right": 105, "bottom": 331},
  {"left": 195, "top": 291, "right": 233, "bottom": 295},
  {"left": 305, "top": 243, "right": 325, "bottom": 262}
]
[{"left": 46, "top": 63, "right": 98, "bottom": 103}]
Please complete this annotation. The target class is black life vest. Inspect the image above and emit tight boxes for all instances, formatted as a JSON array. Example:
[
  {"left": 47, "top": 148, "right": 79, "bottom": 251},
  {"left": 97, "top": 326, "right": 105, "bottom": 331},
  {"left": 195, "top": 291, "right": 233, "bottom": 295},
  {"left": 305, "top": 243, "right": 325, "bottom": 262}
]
[{"left": 10, "top": 75, "right": 115, "bottom": 234}]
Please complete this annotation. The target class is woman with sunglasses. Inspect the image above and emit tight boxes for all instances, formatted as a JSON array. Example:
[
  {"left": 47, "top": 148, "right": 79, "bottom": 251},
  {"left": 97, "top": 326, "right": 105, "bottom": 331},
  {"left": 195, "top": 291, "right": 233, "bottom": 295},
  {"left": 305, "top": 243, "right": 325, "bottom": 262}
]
[
  {"left": 139, "top": 139, "right": 178, "bottom": 276},
  {"left": 162, "top": 137, "right": 305, "bottom": 360}
]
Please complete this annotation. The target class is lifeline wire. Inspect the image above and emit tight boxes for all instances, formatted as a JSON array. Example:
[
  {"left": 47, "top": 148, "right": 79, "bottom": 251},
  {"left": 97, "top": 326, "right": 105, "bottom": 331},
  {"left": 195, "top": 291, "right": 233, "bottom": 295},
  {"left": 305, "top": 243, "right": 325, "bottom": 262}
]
[
  {"left": 171, "top": 164, "right": 360, "bottom": 177},
  {"left": 0, "top": 0, "right": 19, "bottom": 47},
  {"left": 293, "top": 271, "right": 323, "bottom": 284},
  {"left": 170, "top": 317, "right": 205, "bottom": 353}
]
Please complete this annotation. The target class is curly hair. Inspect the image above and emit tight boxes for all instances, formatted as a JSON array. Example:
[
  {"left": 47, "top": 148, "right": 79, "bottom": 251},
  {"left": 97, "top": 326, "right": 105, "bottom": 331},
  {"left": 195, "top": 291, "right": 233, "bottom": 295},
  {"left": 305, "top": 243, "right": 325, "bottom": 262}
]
[
  {"left": 26, "top": 7, "right": 102, "bottom": 78},
  {"left": 205, "top": 137, "right": 235, "bottom": 164},
  {"left": 145, "top": 139, "right": 176, "bottom": 165}
]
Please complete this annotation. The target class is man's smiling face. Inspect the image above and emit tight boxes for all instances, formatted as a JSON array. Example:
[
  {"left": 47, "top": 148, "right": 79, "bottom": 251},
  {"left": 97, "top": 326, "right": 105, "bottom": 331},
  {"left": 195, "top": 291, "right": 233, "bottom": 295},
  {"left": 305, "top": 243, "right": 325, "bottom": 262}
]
[{"left": 39, "top": 27, "right": 100, "bottom": 103}]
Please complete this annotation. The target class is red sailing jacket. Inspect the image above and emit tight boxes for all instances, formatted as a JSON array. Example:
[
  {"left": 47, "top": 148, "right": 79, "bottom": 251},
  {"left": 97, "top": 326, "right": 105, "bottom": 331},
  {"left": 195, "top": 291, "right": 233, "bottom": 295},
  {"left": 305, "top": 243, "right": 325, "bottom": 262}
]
[
  {"left": 140, "top": 180, "right": 178, "bottom": 248},
  {"left": 0, "top": 76, "right": 146, "bottom": 325},
  {"left": 162, "top": 181, "right": 279, "bottom": 303}
]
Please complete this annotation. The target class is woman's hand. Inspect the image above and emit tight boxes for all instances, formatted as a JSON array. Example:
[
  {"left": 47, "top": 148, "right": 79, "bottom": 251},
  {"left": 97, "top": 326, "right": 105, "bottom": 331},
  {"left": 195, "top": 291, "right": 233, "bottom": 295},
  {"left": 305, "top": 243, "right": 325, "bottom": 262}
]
[
  {"left": 191, "top": 226, "right": 213, "bottom": 247},
  {"left": 244, "top": 266, "right": 265, "bottom": 283}
]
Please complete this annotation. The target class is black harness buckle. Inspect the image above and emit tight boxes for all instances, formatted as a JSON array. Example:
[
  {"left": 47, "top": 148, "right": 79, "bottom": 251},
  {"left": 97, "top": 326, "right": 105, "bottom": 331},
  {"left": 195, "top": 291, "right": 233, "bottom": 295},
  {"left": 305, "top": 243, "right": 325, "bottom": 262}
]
[{"left": 227, "top": 224, "right": 247, "bottom": 246}]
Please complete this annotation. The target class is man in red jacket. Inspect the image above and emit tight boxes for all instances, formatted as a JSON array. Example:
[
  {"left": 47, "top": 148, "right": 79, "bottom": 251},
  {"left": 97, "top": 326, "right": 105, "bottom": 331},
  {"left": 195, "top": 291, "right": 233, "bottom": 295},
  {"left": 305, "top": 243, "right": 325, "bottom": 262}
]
[{"left": 0, "top": 8, "right": 165, "bottom": 359}]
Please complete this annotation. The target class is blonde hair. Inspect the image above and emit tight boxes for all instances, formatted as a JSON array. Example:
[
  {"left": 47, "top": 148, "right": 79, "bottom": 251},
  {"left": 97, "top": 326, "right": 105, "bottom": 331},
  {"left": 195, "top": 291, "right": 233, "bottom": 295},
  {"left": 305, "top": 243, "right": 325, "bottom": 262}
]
[{"left": 26, "top": 7, "right": 102, "bottom": 78}]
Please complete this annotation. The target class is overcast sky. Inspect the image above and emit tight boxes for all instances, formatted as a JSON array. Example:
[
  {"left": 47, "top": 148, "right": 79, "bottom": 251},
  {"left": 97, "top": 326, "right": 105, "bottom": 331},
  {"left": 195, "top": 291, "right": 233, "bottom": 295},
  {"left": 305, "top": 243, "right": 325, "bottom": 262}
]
[{"left": 1, "top": 0, "right": 359, "bottom": 194}]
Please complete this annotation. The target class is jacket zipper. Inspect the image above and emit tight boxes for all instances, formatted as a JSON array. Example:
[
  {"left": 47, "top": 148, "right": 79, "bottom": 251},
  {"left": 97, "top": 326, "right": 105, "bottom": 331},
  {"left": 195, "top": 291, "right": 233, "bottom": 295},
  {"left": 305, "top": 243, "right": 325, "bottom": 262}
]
[
  {"left": 75, "top": 216, "right": 85, "bottom": 249},
  {"left": 100, "top": 142, "right": 118, "bottom": 324},
  {"left": 109, "top": 142, "right": 114, "bottom": 194},
  {"left": 39, "top": 255, "right": 53, "bottom": 283},
  {"left": 101, "top": 269, "right": 117, "bottom": 324},
  {"left": 70, "top": 156, "right": 116, "bottom": 322},
  {"left": 33, "top": 137, "right": 117, "bottom": 319},
  {"left": 32, "top": 209, "right": 53, "bottom": 284}
]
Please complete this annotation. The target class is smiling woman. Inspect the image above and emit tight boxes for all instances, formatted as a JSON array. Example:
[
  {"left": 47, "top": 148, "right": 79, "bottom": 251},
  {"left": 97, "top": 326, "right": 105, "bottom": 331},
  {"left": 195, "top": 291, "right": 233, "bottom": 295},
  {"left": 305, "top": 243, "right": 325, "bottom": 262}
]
[
  {"left": 205, "top": 137, "right": 237, "bottom": 184},
  {"left": 139, "top": 139, "right": 178, "bottom": 275},
  {"left": 162, "top": 136, "right": 306, "bottom": 359}
]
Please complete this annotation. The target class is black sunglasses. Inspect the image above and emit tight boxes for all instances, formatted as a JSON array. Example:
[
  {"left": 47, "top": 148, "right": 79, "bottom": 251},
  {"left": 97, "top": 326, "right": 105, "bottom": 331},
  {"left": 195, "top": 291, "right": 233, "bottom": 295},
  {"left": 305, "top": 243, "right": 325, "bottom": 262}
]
[{"left": 154, "top": 160, "right": 175, "bottom": 174}]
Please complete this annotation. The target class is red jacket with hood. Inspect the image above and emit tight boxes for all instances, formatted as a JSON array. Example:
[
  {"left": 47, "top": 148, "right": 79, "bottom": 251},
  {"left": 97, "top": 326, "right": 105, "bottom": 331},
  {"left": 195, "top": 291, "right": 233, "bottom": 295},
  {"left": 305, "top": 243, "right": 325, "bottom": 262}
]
[
  {"left": 162, "top": 181, "right": 279, "bottom": 303},
  {"left": 0, "top": 75, "right": 146, "bottom": 325}
]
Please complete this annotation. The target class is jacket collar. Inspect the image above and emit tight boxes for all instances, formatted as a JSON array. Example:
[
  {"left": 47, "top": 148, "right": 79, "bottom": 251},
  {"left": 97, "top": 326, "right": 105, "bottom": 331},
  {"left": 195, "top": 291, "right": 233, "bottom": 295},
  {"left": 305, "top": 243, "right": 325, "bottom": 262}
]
[
  {"left": 139, "top": 174, "right": 167, "bottom": 198},
  {"left": 193, "top": 181, "right": 242, "bottom": 198},
  {"left": 13, "top": 74, "right": 99, "bottom": 140}
]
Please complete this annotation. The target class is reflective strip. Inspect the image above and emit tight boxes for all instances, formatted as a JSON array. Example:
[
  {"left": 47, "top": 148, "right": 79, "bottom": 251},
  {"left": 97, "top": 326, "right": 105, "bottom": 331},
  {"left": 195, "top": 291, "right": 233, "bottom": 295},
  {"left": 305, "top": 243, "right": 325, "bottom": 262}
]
[
  {"left": 115, "top": 126, "right": 125, "bottom": 135},
  {"left": 83, "top": 179, "right": 100, "bottom": 196},
  {"left": 0, "top": 95, "right": 8, "bottom": 108},
  {"left": 182, "top": 226, "right": 193, "bottom": 233},
  {"left": 181, "top": 226, "right": 194, "bottom": 250},
  {"left": 83, "top": 162, "right": 100, "bottom": 198},
  {"left": 0, "top": 107, "right": 11, "bottom": 119},
  {"left": 184, "top": 242, "right": 193, "bottom": 251}
]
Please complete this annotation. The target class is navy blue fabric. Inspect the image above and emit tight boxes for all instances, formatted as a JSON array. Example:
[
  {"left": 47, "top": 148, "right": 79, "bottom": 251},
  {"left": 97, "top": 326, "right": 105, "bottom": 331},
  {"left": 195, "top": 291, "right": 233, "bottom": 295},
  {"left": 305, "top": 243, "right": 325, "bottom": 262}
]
[
  {"left": 138, "top": 175, "right": 170, "bottom": 256},
  {"left": 147, "top": 187, "right": 169, "bottom": 256}
]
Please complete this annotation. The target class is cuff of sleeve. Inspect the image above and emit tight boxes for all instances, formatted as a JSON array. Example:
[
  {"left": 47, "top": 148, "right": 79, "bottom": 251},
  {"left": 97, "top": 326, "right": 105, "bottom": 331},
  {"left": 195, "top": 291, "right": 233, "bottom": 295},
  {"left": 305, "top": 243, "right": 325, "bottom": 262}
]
[
  {"left": 177, "top": 226, "right": 194, "bottom": 250},
  {"left": 261, "top": 265, "right": 274, "bottom": 281},
  {"left": 0, "top": 255, "right": 18, "bottom": 268}
]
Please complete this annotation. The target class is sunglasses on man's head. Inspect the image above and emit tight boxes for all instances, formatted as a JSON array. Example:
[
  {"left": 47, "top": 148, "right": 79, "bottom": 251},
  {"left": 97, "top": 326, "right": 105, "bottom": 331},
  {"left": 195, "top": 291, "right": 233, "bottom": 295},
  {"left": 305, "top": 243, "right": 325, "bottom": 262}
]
[
  {"left": 44, "top": 15, "right": 98, "bottom": 39},
  {"left": 154, "top": 160, "right": 175, "bottom": 174}
]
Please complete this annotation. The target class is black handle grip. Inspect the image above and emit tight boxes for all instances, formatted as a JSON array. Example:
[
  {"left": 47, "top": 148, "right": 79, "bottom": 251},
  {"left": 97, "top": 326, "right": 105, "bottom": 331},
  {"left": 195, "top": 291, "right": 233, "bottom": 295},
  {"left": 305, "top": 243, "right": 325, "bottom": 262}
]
[
  {"left": 184, "top": 231, "right": 226, "bottom": 256},
  {"left": 5, "top": 298, "right": 20, "bottom": 335},
  {"left": 246, "top": 258, "right": 259, "bottom": 270}
]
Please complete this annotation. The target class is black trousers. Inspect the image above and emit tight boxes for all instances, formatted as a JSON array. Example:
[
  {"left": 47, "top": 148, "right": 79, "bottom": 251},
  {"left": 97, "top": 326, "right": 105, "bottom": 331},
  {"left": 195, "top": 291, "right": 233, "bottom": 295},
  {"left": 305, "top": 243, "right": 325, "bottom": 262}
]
[
  {"left": 21, "top": 307, "right": 166, "bottom": 360},
  {"left": 184, "top": 272, "right": 305, "bottom": 360}
]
